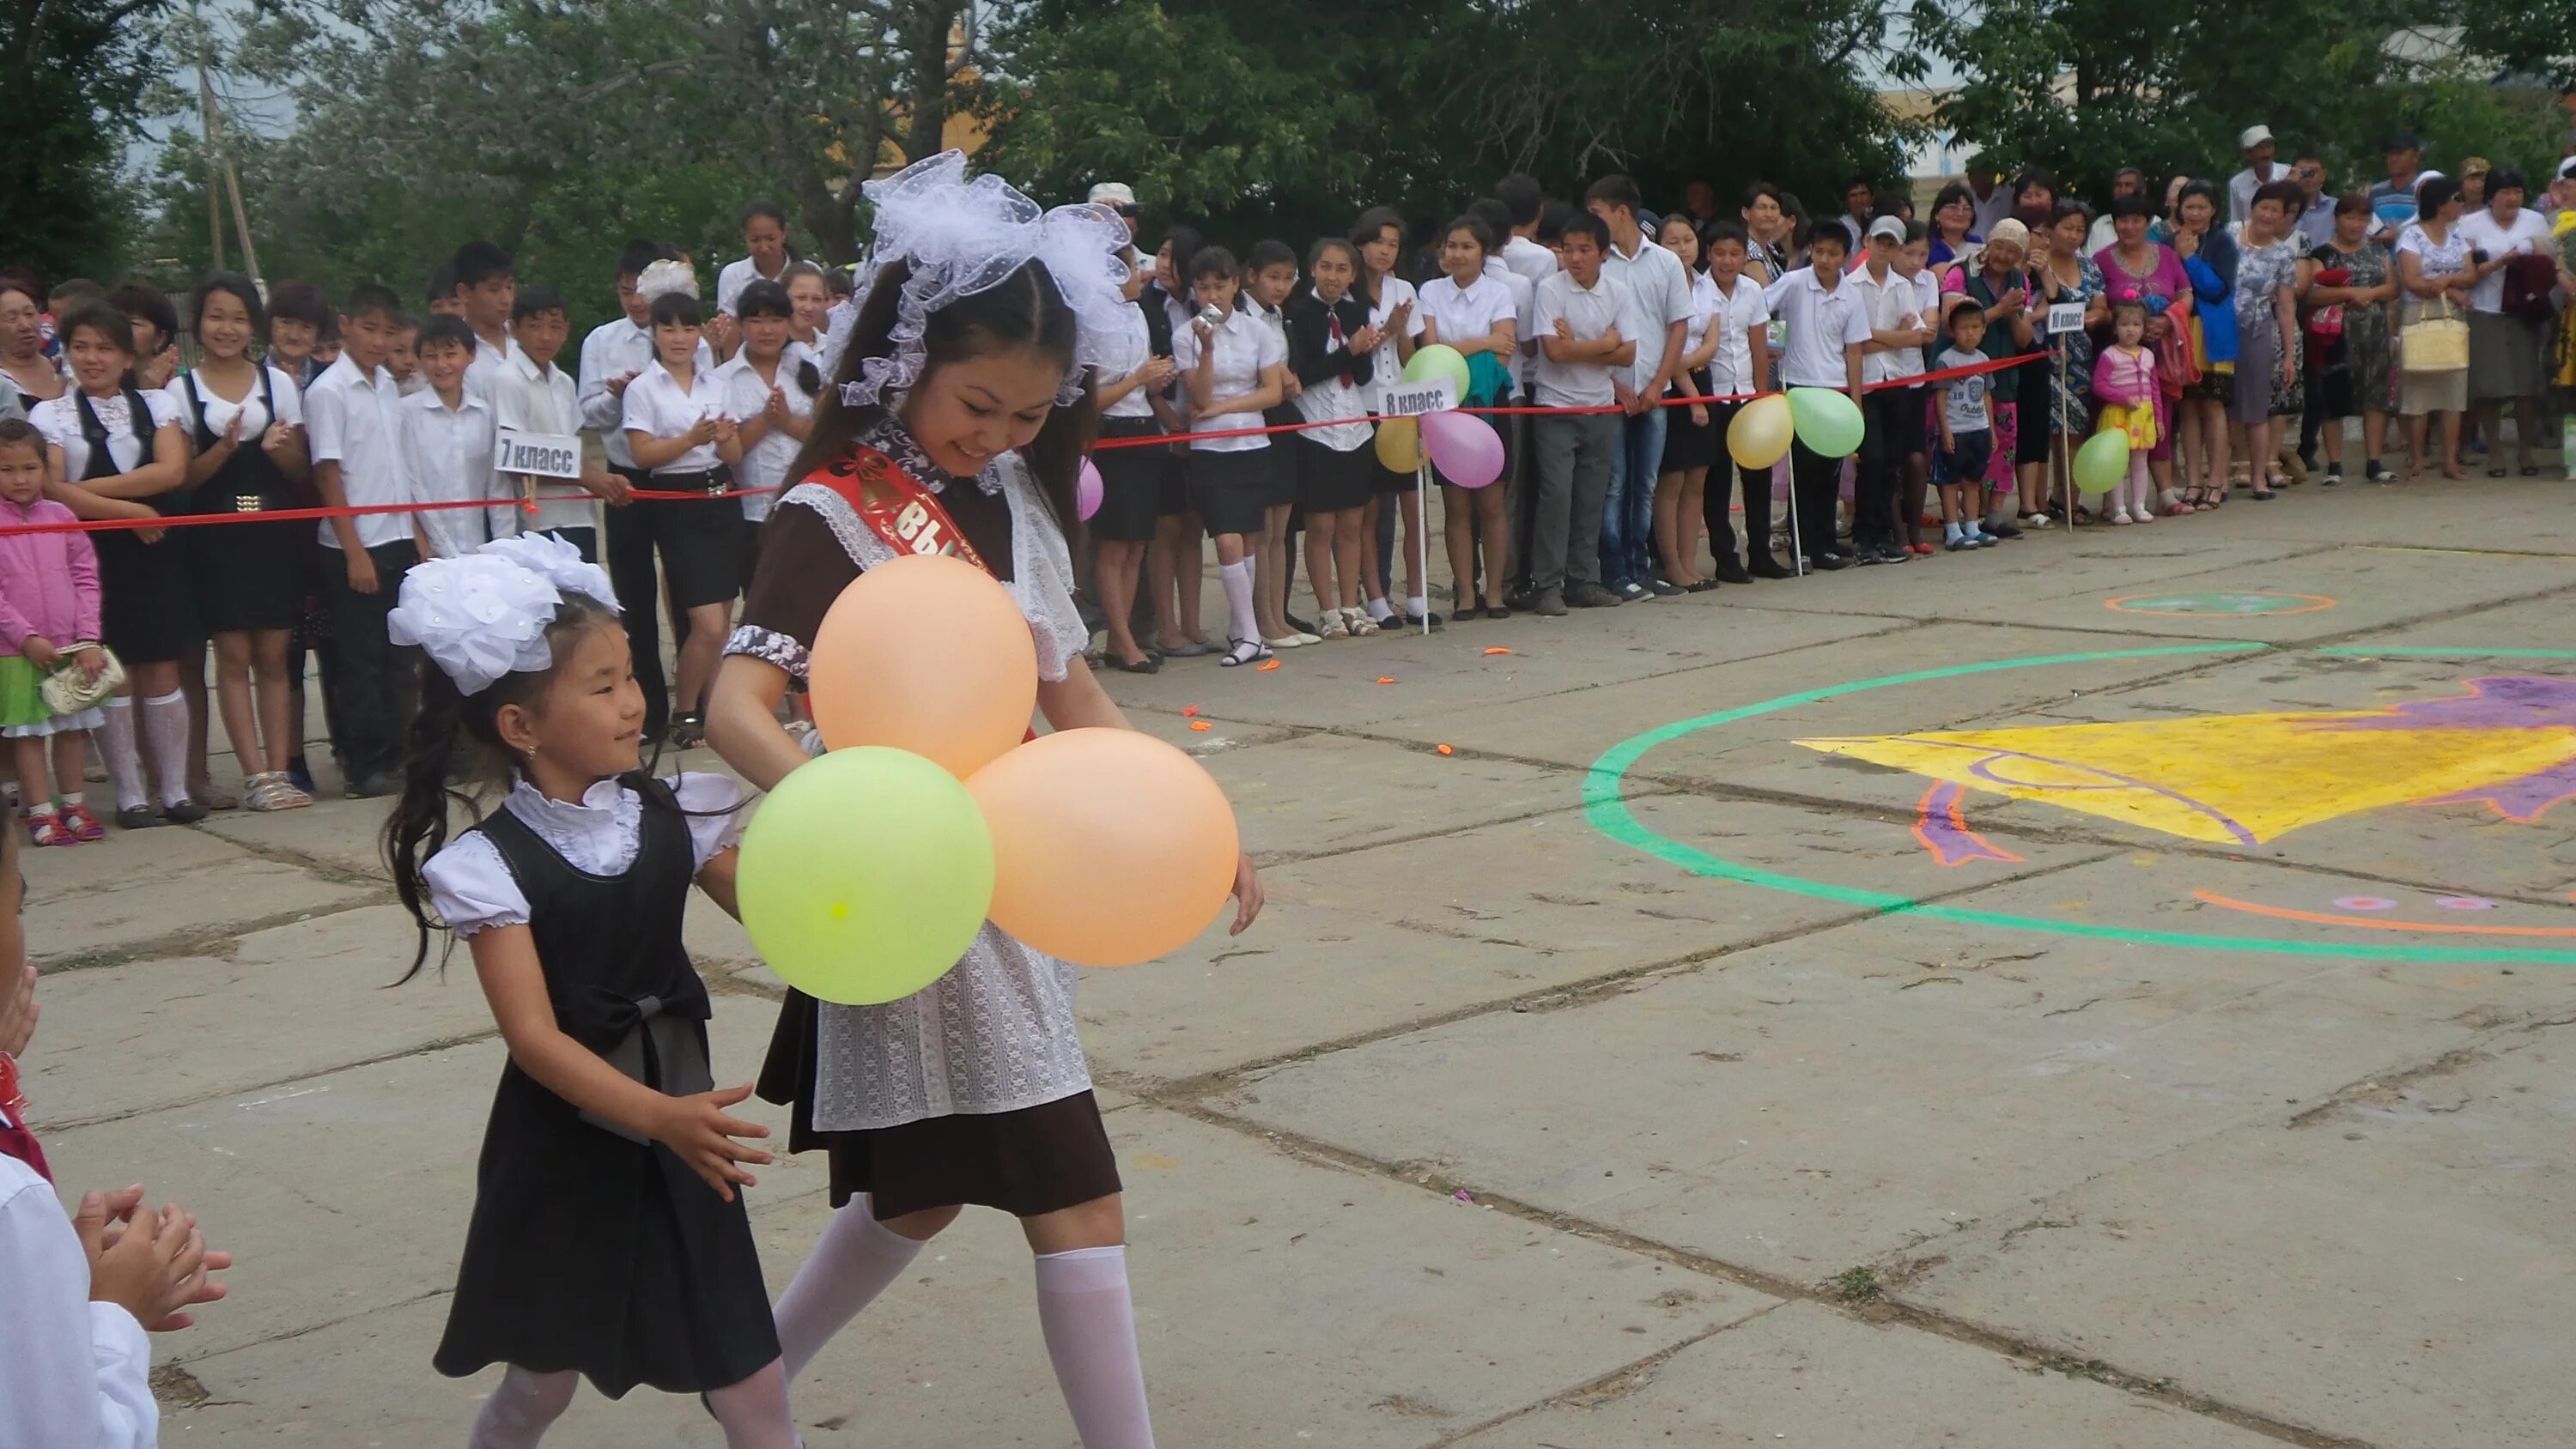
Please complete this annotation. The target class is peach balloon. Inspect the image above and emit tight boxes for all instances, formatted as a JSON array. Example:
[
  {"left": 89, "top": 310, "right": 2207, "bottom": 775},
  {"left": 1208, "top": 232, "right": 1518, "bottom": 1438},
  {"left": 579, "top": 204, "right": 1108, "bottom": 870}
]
[
  {"left": 967, "top": 728, "right": 1241, "bottom": 967},
  {"left": 809, "top": 553, "right": 1036, "bottom": 779}
]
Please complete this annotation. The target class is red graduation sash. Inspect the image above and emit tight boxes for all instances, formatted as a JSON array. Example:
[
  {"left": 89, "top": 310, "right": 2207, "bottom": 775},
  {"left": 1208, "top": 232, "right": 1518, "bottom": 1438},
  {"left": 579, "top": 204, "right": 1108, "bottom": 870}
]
[{"left": 800, "top": 443, "right": 992, "bottom": 576}]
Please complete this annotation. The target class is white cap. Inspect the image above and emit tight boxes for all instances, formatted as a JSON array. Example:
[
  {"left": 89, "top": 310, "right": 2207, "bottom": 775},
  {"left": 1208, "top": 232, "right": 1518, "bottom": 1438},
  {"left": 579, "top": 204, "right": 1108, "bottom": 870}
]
[
  {"left": 1087, "top": 182, "right": 1137, "bottom": 208},
  {"left": 1866, "top": 215, "right": 1906, "bottom": 242},
  {"left": 2557, "top": 156, "right": 2576, "bottom": 182},
  {"left": 2239, "top": 124, "right": 2275, "bottom": 150}
]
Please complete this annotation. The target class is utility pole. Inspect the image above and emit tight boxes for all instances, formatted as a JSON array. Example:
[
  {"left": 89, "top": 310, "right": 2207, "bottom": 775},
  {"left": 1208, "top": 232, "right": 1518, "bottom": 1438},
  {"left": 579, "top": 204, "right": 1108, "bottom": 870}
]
[{"left": 193, "top": 8, "right": 262, "bottom": 286}]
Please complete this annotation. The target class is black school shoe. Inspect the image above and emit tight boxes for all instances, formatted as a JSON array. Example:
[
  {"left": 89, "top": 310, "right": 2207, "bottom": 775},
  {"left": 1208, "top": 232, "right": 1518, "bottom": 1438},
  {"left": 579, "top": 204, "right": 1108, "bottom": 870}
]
[
  {"left": 1716, "top": 557, "right": 1755, "bottom": 585},
  {"left": 1812, "top": 550, "right": 1853, "bottom": 571},
  {"left": 1747, "top": 555, "right": 1794, "bottom": 579}
]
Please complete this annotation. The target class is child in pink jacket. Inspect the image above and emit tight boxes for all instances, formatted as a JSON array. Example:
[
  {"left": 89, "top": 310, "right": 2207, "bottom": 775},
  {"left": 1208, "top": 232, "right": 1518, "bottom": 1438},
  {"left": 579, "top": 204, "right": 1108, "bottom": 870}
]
[
  {"left": 2089, "top": 300, "right": 2166, "bottom": 524},
  {"left": 0, "top": 421, "right": 109, "bottom": 844}
]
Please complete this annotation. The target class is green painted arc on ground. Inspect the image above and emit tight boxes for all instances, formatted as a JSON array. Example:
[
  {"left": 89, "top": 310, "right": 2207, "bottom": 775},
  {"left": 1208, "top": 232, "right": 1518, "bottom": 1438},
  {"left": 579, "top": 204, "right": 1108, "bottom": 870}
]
[{"left": 1583, "top": 642, "right": 2576, "bottom": 965}]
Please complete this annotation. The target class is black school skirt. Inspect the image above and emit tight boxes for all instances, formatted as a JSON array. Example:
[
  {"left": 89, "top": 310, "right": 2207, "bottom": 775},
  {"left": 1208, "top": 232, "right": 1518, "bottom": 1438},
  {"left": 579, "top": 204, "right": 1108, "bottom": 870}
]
[
  {"left": 1188, "top": 448, "right": 1273, "bottom": 536},
  {"left": 758, "top": 989, "right": 1122, "bottom": 1220},
  {"left": 97, "top": 530, "right": 198, "bottom": 664},
  {"left": 647, "top": 469, "right": 744, "bottom": 609},
  {"left": 1092, "top": 418, "right": 1166, "bottom": 543},
  {"left": 1297, "top": 435, "right": 1376, "bottom": 513}
]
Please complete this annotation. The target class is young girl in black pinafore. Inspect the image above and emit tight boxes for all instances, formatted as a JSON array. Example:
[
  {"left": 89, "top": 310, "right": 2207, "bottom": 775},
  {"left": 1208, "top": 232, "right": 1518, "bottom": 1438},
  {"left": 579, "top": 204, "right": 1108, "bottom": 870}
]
[
  {"left": 382, "top": 534, "right": 798, "bottom": 1446},
  {"left": 169, "top": 272, "right": 313, "bottom": 811}
]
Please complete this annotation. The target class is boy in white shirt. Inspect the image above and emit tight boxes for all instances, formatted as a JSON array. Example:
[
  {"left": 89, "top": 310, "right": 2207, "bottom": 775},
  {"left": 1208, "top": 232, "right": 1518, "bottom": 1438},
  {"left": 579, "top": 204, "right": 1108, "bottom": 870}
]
[
  {"left": 492, "top": 284, "right": 626, "bottom": 562},
  {"left": 1695, "top": 222, "right": 1776, "bottom": 581},
  {"left": 1847, "top": 216, "right": 1935, "bottom": 564},
  {"left": 404, "top": 315, "right": 508, "bottom": 560},
  {"left": 1522, "top": 212, "right": 1636, "bottom": 615},
  {"left": 1761, "top": 226, "right": 1871, "bottom": 572},
  {"left": 304, "top": 282, "right": 420, "bottom": 796},
  {"left": 1583, "top": 174, "right": 1695, "bottom": 601},
  {"left": 448, "top": 241, "right": 524, "bottom": 398}
]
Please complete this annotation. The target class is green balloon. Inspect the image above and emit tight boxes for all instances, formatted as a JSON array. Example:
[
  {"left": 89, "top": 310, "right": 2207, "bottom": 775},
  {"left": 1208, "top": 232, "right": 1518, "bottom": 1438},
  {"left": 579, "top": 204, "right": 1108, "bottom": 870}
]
[
  {"left": 1401, "top": 343, "right": 1473, "bottom": 401},
  {"left": 737, "top": 745, "right": 995, "bottom": 1006},
  {"left": 2073, "top": 429, "right": 2131, "bottom": 497},
  {"left": 1787, "top": 386, "right": 1864, "bottom": 458}
]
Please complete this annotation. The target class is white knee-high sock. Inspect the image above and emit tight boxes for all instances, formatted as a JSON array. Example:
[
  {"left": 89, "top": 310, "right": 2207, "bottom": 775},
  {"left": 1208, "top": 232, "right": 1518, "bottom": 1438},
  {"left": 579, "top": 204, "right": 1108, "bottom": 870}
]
[
  {"left": 1218, "top": 559, "right": 1257, "bottom": 646},
  {"left": 467, "top": 1366, "right": 578, "bottom": 1449},
  {"left": 98, "top": 697, "right": 146, "bottom": 812},
  {"left": 141, "top": 690, "right": 191, "bottom": 808},
  {"left": 1035, "top": 1246, "right": 1154, "bottom": 1449},
  {"left": 704, "top": 1359, "right": 802, "bottom": 1449},
  {"left": 772, "top": 1195, "right": 922, "bottom": 1379}
]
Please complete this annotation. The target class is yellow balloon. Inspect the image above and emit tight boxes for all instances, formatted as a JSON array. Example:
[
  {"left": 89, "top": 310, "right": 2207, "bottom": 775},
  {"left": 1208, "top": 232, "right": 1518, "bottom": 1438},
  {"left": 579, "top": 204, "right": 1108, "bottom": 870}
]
[
  {"left": 1728, "top": 393, "right": 1794, "bottom": 470},
  {"left": 1374, "top": 415, "right": 1424, "bottom": 473}
]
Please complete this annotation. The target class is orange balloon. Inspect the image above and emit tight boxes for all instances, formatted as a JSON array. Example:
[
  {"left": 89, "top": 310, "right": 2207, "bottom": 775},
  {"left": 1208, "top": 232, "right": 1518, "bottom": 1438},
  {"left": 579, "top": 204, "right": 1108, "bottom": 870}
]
[
  {"left": 809, "top": 553, "right": 1036, "bottom": 779},
  {"left": 967, "top": 728, "right": 1241, "bottom": 967}
]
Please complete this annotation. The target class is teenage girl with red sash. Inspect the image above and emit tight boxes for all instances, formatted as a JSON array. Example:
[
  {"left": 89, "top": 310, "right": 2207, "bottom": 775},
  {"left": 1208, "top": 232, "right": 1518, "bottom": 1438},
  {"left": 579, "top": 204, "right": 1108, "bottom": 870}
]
[{"left": 706, "top": 151, "right": 1264, "bottom": 1449}]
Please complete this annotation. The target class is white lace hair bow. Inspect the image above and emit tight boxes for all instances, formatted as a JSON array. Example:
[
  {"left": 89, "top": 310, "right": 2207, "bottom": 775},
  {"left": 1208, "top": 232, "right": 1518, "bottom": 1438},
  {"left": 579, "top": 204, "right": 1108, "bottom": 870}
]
[
  {"left": 841, "top": 149, "right": 1133, "bottom": 410},
  {"left": 635, "top": 258, "right": 700, "bottom": 303},
  {"left": 388, "top": 533, "right": 622, "bottom": 696}
]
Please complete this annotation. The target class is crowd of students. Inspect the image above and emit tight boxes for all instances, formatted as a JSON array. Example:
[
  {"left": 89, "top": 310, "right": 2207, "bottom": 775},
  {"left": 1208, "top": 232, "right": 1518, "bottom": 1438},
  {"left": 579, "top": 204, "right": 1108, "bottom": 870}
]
[{"left": 0, "top": 128, "right": 2569, "bottom": 830}]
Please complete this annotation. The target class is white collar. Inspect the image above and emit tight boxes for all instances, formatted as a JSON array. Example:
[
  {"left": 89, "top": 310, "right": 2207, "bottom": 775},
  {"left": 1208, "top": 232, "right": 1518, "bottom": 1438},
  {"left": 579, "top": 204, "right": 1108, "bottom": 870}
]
[
  {"left": 407, "top": 385, "right": 488, "bottom": 414},
  {"left": 511, "top": 773, "right": 627, "bottom": 816}
]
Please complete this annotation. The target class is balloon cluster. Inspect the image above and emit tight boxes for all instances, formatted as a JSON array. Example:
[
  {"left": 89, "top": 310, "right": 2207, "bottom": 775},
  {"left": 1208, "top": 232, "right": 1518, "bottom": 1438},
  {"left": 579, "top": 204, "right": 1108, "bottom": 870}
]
[
  {"left": 1726, "top": 387, "right": 1864, "bottom": 470},
  {"left": 736, "top": 554, "right": 1242, "bottom": 1005},
  {"left": 1373, "top": 344, "right": 1504, "bottom": 488}
]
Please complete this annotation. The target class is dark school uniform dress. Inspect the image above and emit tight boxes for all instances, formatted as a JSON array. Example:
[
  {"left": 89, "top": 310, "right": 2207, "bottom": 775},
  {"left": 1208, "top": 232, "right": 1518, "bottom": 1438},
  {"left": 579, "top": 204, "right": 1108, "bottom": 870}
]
[
  {"left": 33, "top": 388, "right": 196, "bottom": 664},
  {"left": 424, "top": 773, "right": 777, "bottom": 1397},
  {"left": 726, "top": 417, "right": 1120, "bottom": 1221},
  {"left": 1285, "top": 288, "right": 1379, "bottom": 512},
  {"left": 175, "top": 368, "right": 306, "bottom": 633}
]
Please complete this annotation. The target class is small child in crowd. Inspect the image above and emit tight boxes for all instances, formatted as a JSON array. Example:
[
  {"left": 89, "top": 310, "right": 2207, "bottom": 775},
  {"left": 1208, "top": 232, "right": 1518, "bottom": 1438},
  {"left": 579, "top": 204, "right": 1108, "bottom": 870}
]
[
  {"left": 0, "top": 421, "right": 107, "bottom": 843},
  {"left": 2090, "top": 300, "right": 2164, "bottom": 525},
  {"left": 1933, "top": 306, "right": 2002, "bottom": 550}
]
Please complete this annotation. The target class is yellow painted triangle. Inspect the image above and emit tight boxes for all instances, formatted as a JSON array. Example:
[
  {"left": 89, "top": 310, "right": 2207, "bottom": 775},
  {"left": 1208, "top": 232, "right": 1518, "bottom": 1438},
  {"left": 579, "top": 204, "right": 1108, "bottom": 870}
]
[{"left": 1797, "top": 714, "right": 2576, "bottom": 845}]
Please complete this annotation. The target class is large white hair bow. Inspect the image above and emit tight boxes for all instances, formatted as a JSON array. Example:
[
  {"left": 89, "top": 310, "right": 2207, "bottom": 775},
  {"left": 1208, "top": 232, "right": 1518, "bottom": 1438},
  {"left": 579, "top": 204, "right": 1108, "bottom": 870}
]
[
  {"left": 841, "top": 149, "right": 1133, "bottom": 410},
  {"left": 387, "top": 533, "right": 622, "bottom": 696}
]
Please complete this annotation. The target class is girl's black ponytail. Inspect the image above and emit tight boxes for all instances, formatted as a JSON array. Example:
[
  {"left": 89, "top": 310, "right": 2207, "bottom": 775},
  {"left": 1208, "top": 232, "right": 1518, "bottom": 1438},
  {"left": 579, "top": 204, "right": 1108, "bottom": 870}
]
[
  {"left": 383, "top": 667, "right": 477, "bottom": 985},
  {"left": 795, "top": 357, "right": 821, "bottom": 395}
]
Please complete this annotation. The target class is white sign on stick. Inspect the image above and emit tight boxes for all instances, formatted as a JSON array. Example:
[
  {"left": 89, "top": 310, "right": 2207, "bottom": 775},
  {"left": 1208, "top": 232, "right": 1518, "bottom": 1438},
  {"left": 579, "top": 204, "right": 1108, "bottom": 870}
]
[
  {"left": 1380, "top": 379, "right": 1459, "bottom": 417},
  {"left": 493, "top": 430, "right": 585, "bottom": 480}
]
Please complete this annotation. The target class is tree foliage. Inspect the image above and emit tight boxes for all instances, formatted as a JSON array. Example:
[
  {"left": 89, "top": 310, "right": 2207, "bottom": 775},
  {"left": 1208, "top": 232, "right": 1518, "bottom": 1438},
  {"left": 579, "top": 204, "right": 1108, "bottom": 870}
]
[
  {"left": 3, "top": 0, "right": 177, "bottom": 281},
  {"left": 1908, "top": 0, "right": 2564, "bottom": 202}
]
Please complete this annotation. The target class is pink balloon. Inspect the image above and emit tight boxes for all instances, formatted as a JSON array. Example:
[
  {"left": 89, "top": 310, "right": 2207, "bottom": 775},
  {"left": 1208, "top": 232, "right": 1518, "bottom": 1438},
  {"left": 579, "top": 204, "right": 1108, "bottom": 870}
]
[
  {"left": 1077, "top": 458, "right": 1104, "bottom": 520},
  {"left": 1421, "top": 409, "right": 1504, "bottom": 489}
]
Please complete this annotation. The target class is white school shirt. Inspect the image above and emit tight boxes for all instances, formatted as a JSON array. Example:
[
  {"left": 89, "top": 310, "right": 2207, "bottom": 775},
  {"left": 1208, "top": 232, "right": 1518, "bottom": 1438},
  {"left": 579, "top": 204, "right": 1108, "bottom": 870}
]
[
  {"left": 1417, "top": 272, "right": 1518, "bottom": 378},
  {"left": 1291, "top": 288, "right": 1376, "bottom": 451},
  {"left": 1701, "top": 273, "right": 1772, "bottom": 398},
  {"left": 1761, "top": 265, "right": 1873, "bottom": 390},
  {"left": 465, "top": 330, "right": 525, "bottom": 402},
  {"left": 1170, "top": 306, "right": 1284, "bottom": 453},
  {"left": 577, "top": 317, "right": 714, "bottom": 470},
  {"left": 2454, "top": 209, "right": 2552, "bottom": 313},
  {"left": 0, "top": 1134, "right": 158, "bottom": 1448},
  {"left": 716, "top": 352, "right": 814, "bottom": 522},
  {"left": 424, "top": 773, "right": 743, "bottom": 936},
  {"left": 488, "top": 351, "right": 596, "bottom": 536},
  {"left": 1599, "top": 233, "right": 1695, "bottom": 390},
  {"left": 1092, "top": 303, "right": 1157, "bottom": 421},
  {"left": 404, "top": 386, "right": 508, "bottom": 557},
  {"left": 1528, "top": 270, "right": 1635, "bottom": 409},
  {"left": 1479, "top": 255, "right": 1536, "bottom": 387},
  {"left": 1847, "top": 263, "right": 1931, "bottom": 386},
  {"left": 30, "top": 388, "right": 182, "bottom": 482},
  {"left": 1361, "top": 276, "right": 1425, "bottom": 410},
  {"left": 714, "top": 255, "right": 791, "bottom": 318},
  {"left": 162, "top": 366, "right": 305, "bottom": 452},
  {"left": 1500, "top": 233, "right": 1560, "bottom": 289},
  {"left": 621, "top": 360, "right": 731, "bottom": 476},
  {"left": 303, "top": 355, "right": 416, "bottom": 549}
]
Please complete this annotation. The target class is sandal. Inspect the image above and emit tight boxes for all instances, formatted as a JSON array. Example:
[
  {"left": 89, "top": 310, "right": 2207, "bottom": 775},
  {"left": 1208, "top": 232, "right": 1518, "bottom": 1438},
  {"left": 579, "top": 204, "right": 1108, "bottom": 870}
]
[
  {"left": 1345, "top": 609, "right": 1380, "bottom": 637},
  {"left": 1108, "top": 654, "right": 1161, "bottom": 674},
  {"left": 27, "top": 814, "right": 74, "bottom": 847},
  {"left": 668, "top": 712, "right": 707, "bottom": 749},
  {"left": 1157, "top": 638, "right": 1218, "bottom": 658},
  {"left": 62, "top": 803, "right": 106, "bottom": 841},
  {"left": 1218, "top": 640, "right": 1273, "bottom": 669},
  {"left": 247, "top": 772, "right": 314, "bottom": 810},
  {"left": 2249, "top": 487, "right": 2278, "bottom": 501}
]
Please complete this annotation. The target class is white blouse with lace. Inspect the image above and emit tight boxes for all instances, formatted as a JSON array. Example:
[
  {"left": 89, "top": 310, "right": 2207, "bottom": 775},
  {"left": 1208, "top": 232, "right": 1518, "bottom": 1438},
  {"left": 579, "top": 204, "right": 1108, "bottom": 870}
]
[
  {"left": 422, "top": 773, "right": 745, "bottom": 937},
  {"left": 721, "top": 431, "right": 1097, "bottom": 1132}
]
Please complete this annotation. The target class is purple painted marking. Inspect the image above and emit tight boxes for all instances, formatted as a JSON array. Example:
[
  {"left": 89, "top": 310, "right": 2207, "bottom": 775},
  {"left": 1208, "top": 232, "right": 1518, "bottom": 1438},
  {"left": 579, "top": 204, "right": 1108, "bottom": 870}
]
[
  {"left": 2318, "top": 677, "right": 2576, "bottom": 825},
  {"left": 2333, "top": 895, "right": 2397, "bottom": 912},
  {"left": 2434, "top": 896, "right": 2497, "bottom": 911},
  {"left": 1905, "top": 742, "right": 2262, "bottom": 846},
  {"left": 1918, "top": 781, "right": 2019, "bottom": 866}
]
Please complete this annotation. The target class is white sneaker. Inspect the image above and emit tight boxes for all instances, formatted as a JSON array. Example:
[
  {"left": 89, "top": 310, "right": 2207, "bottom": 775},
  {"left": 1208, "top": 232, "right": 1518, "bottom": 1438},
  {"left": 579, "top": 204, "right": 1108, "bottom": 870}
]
[{"left": 2111, "top": 510, "right": 2133, "bottom": 525}]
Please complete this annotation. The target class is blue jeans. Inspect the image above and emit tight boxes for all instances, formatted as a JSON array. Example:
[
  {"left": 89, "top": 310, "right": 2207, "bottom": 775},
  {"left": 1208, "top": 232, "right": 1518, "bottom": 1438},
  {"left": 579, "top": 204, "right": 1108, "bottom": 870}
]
[{"left": 1595, "top": 406, "right": 1668, "bottom": 587}]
